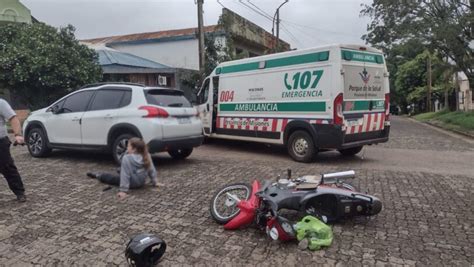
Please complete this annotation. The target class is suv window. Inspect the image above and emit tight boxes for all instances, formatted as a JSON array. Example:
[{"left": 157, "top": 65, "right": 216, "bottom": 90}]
[
  {"left": 62, "top": 91, "right": 94, "bottom": 113},
  {"left": 145, "top": 89, "right": 192, "bottom": 108},
  {"left": 89, "top": 90, "right": 129, "bottom": 111}
]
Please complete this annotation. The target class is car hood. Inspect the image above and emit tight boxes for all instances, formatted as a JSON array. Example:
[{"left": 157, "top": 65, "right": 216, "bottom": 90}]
[{"left": 29, "top": 108, "right": 47, "bottom": 116}]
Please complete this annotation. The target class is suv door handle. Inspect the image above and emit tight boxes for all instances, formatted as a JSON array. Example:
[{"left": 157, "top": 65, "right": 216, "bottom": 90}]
[{"left": 72, "top": 117, "right": 80, "bottom": 122}]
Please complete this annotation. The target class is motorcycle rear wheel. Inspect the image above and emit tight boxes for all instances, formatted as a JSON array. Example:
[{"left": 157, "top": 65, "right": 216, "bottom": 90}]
[{"left": 210, "top": 183, "right": 251, "bottom": 224}]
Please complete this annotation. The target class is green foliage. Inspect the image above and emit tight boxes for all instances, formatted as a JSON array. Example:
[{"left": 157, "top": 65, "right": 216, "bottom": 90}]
[
  {"left": 0, "top": 23, "right": 102, "bottom": 109},
  {"left": 395, "top": 51, "right": 449, "bottom": 103},
  {"left": 414, "top": 110, "right": 474, "bottom": 131},
  {"left": 361, "top": 0, "right": 473, "bottom": 89},
  {"left": 181, "top": 34, "right": 232, "bottom": 95}
]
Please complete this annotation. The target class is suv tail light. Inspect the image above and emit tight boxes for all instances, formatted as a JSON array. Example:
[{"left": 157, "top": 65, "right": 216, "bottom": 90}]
[
  {"left": 334, "top": 93, "right": 344, "bottom": 125},
  {"left": 139, "top": 106, "right": 169, "bottom": 118},
  {"left": 385, "top": 93, "right": 390, "bottom": 121}
]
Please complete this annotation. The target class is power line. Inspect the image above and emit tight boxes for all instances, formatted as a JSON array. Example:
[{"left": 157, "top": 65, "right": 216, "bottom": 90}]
[
  {"left": 246, "top": 0, "right": 273, "bottom": 19},
  {"left": 281, "top": 19, "right": 362, "bottom": 38},
  {"left": 280, "top": 21, "right": 329, "bottom": 45},
  {"left": 234, "top": 0, "right": 274, "bottom": 22},
  {"left": 280, "top": 23, "right": 304, "bottom": 48},
  {"left": 217, "top": 0, "right": 226, "bottom": 8}
]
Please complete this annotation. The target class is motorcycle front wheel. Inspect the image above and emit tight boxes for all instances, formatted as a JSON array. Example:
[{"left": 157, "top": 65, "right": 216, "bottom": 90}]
[{"left": 210, "top": 183, "right": 251, "bottom": 224}]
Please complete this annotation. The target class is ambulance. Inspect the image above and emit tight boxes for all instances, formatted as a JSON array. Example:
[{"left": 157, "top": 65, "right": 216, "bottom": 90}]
[{"left": 195, "top": 44, "right": 390, "bottom": 162}]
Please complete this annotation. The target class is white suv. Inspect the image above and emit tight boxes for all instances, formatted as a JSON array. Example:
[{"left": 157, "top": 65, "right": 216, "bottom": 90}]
[{"left": 23, "top": 83, "right": 204, "bottom": 163}]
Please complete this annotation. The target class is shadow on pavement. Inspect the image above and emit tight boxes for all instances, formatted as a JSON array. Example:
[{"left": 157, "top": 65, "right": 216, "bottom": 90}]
[
  {"left": 201, "top": 139, "right": 376, "bottom": 164},
  {"left": 42, "top": 149, "right": 202, "bottom": 167}
]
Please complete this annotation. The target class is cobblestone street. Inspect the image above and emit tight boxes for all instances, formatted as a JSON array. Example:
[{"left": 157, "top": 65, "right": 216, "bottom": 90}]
[{"left": 0, "top": 116, "right": 473, "bottom": 266}]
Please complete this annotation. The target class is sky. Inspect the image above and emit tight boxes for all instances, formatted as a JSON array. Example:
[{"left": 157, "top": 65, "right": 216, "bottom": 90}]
[{"left": 21, "top": 0, "right": 373, "bottom": 50}]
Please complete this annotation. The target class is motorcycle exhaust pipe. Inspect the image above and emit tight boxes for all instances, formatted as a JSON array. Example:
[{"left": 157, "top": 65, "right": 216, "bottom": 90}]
[{"left": 321, "top": 170, "right": 355, "bottom": 183}]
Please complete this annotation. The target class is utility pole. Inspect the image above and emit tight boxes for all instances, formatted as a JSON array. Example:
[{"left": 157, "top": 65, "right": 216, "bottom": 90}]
[
  {"left": 273, "top": 0, "right": 289, "bottom": 52},
  {"left": 427, "top": 56, "right": 432, "bottom": 112},
  {"left": 444, "top": 57, "right": 450, "bottom": 110},
  {"left": 276, "top": 9, "right": 280, "bottom": 52},
  {"left": 197, "top": 0, "right": 205, "bottom": 72}
]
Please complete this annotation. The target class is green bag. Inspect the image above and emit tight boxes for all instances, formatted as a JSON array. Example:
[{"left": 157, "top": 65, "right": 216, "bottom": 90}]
[{"left": 295, "top": 215, "right": 333, "bottom": 251}]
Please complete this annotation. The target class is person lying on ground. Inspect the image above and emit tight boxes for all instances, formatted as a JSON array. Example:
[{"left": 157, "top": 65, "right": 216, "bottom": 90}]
[{"left": 87, "top": 137, "right": 162, "bottom": 199}]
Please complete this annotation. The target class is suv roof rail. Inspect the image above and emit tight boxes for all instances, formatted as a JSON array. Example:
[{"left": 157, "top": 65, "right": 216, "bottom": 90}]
[{"left": 79, "top": 82, "right": 146, "bottom": 89}]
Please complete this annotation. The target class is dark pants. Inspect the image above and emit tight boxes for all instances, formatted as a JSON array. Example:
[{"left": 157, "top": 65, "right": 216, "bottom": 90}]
[
  {"left": 97, "top": 173, "right": 120, "bottom": 186},
  {"left": 0, "top": 137, "right": 25, "bottom": 196}
]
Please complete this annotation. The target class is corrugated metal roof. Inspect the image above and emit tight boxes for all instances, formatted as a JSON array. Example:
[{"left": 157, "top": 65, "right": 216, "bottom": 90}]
[
  {"left": 83, "top": 25, "right": 218, "bottom": 45},
  {"left": 97, "top": 49, "right": 171, "bottom": 69}
]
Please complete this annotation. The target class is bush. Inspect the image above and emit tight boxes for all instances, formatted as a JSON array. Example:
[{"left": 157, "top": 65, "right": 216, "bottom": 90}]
[{"left": 0, "top": 23, "right": 102, "bottom": 110}]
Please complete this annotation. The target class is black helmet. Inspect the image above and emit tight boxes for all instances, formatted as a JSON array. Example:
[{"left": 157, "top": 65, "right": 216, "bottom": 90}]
[{"left": 125, "top": 233, "right": 166, "bottom": 267}]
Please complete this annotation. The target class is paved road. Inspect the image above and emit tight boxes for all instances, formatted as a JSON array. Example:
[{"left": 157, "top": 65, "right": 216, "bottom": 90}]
[{"left": 0, "top": 116, "right": 472, "bottom": 266}]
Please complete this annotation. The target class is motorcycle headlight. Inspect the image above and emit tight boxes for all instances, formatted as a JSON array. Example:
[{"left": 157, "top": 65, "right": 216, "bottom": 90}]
[
  {"left": 281, "top": 221, "right": 293, "bottom": 234},
  {"left": 269, "top": 227, "right": 279, "bottom": 240}
]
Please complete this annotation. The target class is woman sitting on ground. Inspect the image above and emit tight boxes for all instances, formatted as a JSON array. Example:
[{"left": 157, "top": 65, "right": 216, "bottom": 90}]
[{"left": 87, "top": 137, "right": 159, "bottom": 199}]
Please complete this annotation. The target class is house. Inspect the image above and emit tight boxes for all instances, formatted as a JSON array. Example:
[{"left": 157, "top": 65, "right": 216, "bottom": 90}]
[
  {"left": 456, "top": 72, "right": 473, "bottom": 111},
  {"left": 0, "top": 0, "right": 33, "bottom": 25},
  {"left": 82, "top": 43, "right": 197, "bottom": 100},
  {"left": 81, "top": 8, "right": 291, "bottom": 71}
]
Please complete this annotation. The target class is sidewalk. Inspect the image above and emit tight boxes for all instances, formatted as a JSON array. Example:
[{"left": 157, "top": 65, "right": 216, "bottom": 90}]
[{"left": 408, "top": 117, "right": 474, "bottom": 143}]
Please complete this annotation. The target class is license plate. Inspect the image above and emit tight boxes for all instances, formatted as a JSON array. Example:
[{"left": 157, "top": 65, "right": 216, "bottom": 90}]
[
  {"left": 346, "top": 119, "right": 362, "bottom": 127},
  {"left": 177, "top": 117, "right": 191, "bottom": 124}
]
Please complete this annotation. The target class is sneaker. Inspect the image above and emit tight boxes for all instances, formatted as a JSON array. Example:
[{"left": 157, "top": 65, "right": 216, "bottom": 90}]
[
  {"left": 16, "top": 195, "right": 26, "bottom": 202},
  {"left": 86, "top": 172, "right": 98, "bottom": 179}
]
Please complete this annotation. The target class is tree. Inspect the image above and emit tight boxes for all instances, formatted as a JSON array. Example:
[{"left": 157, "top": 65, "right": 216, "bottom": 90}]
[
  {"left": 384, "top": 39, "right": 426, "bottom": 111},
  {"left": 0, "top": 23, "right": 102, "bottom": 109},
  {"left": 180, "top": 34, "right": 231, "bottom": 95},
  {"left": 395, "top": 51, "right": 449, "bottom": 111},
  {"left": 361, "top": 0, "right": 473, "bottom": 90}
]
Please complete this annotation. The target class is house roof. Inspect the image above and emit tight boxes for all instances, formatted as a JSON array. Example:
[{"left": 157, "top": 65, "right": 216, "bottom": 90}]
[
  {"left": 82, "top": 25, "right": 219, "bottom": 46},
  {"left": 97, "top": 49, "right": 171, "bottom": 69}
]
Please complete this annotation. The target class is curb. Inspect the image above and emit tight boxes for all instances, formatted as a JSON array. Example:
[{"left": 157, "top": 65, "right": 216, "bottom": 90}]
[
  {"left": 425, "top": 121, "right": 474, "bottom": 139},
  {"left": 408, "top": 118, "right": 474, "bottom": 140}
]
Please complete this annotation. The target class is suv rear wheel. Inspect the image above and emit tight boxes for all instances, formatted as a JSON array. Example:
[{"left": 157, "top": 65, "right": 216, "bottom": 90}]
[
  {"left": 287, "top": 130, "right": 316, "bottom": 163},
  {"left": 112, "top": 133, "right": 136, "bottom": 164},
  {"left": 168, "top": 148, "right": 193, "bottom": 160}
]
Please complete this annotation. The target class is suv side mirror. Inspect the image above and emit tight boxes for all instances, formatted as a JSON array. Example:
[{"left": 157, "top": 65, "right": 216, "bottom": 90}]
[{"left": 51, "top": 105, "right": 63, "bottom": 114}]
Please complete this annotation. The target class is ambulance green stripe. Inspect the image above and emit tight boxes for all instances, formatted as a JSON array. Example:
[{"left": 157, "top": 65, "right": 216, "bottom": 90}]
[
  {"left": 344, "top": 100, "right": 385, "bottom": 111},
  {"left": 341, "top": 50, "right": 384, "bottom": 64},
  {"left": 219, "top": 51, "right": 330, "bottom": 74},
  {"left": 220, "top": 102, "right": 326, "bottom": 112}
]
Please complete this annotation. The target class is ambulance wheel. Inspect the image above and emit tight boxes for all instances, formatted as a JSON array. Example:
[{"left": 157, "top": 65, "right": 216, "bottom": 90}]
[
  {"left": 168, "top": 148, "right": 193, "bottom": 160},
  {"left": 287, "top": 130, "right": 316, "bottom": 163},
  {"left": 338, "top": 146, "right": 363, "bottom": 156}
]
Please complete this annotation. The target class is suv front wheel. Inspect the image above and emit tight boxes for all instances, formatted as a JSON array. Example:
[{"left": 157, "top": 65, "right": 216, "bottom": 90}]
[
  {"left": 168, "top": 148, "right": 193, "bottom": 160},
  {"left": 26, "top": 128, "right": 52, "bottom": 157}
]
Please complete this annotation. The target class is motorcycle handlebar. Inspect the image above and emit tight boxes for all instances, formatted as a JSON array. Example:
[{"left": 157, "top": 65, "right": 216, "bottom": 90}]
[{"left": 321, "top": 170, "right": 355, "bottom": 181}]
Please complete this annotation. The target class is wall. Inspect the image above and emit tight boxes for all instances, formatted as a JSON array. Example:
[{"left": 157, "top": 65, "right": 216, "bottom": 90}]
[
  {"left": 110, "top": 39, "right": 200, "bottom": 71},
  {"left": 0, "top": 0, "right": 32, "bottom": 25},
  {"left": 457, "top": 72, "right": 473, "bottom": 111}
]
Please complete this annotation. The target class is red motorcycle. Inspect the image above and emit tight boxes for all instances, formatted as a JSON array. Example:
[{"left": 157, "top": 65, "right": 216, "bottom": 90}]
[{"left": 210, "top": 170, "right": 382, "bottom": 241}]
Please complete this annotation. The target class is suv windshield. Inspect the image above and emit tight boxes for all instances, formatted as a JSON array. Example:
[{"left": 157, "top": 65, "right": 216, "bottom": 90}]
[{"left": 145, "top": 89, "right": 192, "bottom": 108}]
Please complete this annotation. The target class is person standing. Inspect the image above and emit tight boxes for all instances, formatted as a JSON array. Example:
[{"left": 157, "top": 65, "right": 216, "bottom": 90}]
[{"left": 0, "top": 98, "right": 26, "bottom": 202}]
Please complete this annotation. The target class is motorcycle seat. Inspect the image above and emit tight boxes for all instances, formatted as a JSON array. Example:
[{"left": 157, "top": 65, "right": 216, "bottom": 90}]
[
  {"left": 296, "top": 183, "right": 319, "bottom": 190},
  {"left": 295, "top": 176, "right": 321, "bottom": 190}
]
